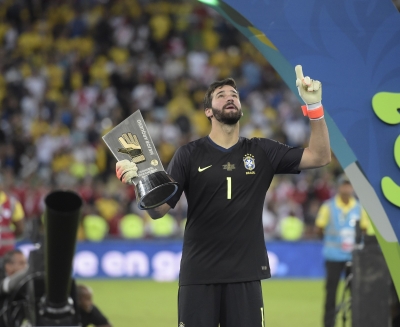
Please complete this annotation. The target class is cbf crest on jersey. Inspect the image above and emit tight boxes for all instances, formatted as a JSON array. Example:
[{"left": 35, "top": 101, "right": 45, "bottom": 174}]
[{"left": 243, "top": 154, "right": 256, "bottom": 174}]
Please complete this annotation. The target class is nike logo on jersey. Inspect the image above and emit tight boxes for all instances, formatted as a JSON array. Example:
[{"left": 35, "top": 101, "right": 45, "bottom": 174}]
[{"left": 198, "top": 165, "right": 212, "bottom": 172}]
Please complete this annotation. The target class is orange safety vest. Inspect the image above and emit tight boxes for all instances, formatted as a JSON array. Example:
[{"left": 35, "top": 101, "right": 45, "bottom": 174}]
[{"left": 0, "top": 195, "right": 16, "bottom": 256}]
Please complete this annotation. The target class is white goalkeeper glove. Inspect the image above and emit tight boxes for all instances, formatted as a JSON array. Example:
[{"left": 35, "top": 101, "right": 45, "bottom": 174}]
[
  {"left": 116, "top": 159, "right": 138, "bottom": 185},
  {"left": 295, "top": 65, "right": 324, "bottom": 120}
]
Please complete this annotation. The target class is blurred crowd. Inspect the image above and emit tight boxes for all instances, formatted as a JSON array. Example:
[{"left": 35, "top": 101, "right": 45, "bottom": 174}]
[{"left": 0, "top": 0, "right": 375, "bottom": 243}]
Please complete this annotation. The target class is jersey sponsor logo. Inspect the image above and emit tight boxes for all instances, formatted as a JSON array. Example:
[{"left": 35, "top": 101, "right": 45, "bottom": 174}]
[
  {"left": 243, "top": 154, "right": 255, "bottom": 171},
  {"left": 222, "top": 162, "right": 235, "bottom": 171},
  {"left": 198, "top": 165, "right": 212, "bottom": 172}
]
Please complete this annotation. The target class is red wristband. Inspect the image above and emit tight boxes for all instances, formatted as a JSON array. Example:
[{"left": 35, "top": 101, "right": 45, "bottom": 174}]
[
  {"left": 301, "top": 105, "right": 308, "bottom": 117},
  {"left": 301, "top": 104, "right": 324, "bottom": 120}
]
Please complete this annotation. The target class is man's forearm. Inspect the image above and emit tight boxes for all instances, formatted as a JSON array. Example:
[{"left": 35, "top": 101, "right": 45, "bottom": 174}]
[
  {"left": 309, "top": 118, "right": 331, "bottom": 164},
  {"left": 300, "top": 118, "right": 331, "bottom": 169},
  {"left": 146, "top": 203, "right": 171, "bottom": 219}
]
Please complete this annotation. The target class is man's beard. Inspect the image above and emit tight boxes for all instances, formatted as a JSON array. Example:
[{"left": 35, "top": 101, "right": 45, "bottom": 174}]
[{"left": 212, "top": 104, "right": 242, "bottom": 125}]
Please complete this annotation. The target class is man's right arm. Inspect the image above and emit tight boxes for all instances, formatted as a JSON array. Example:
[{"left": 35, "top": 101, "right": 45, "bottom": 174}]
[
  {"left": 146, "top": 203, "right": 171, "bottom": 219},
  {"left": 116, "top": 146, "right": 189, "bottom": 219},
  {"left": 115, "top": 160, "right": 176, "bottom": 219}
]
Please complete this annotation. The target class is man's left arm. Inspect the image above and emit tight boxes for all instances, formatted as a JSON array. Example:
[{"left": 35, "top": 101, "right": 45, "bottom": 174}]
[
  {"left": 299, "top": 119, "right": 331, "bottom": 170},
  {"left": 294, "top": 65, "right": 331, "bottom": 170}
]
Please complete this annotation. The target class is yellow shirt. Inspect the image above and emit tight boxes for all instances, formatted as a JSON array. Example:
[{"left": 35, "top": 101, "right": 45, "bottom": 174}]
[
  {"left": 0, "top": 191, "right": 24, "bottom": 222},
  {"left": 315, "top": 195, "right": 369, "bottom": 230},
  {"left": 280, "top": 216, "right": 304, "bottom": 241}
]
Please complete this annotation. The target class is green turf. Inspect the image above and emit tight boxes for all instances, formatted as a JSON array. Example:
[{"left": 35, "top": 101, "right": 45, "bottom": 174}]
[{"left": 78, "top": 279, "right": 349, "bottom": 327}]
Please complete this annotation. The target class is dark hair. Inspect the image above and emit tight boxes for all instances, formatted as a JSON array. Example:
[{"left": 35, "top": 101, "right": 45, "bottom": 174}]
[
  {"left": 76, "top": 284, "right": 92, "bottom": 298},
  {"left": 203, "top": 78, "right": 237, "bottom": 117},
  {"left": 3, "top": 249, "right": 23, "bottom": 266}
]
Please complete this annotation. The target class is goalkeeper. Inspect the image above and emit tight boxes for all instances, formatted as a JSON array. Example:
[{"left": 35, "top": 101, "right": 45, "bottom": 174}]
[{"left": 116, "top": 66, "right": 331, "bottom": 327}]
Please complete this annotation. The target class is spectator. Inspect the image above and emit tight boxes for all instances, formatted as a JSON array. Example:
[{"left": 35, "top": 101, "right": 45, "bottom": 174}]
[
  {"left": 262, "top": 201, "right": 277, "bottom": 241},
  {"left": 119, "top": 213, "right": 145, "bottom": 239},
  {"left": 0, "top": 177, "right": 24, "bottom": 257},
  {"left": 0, "top": 249, "right": 28, "bottom": 292},
  {"left": 0, "top": 249, "right": 29, "bottom": 327},
  {"left": 278, "top": 211, "right": 304, "bottom": 241},
  {"left": 76, "top": 284, "right": 112, "bottom": 327},
  {"left": 0, "top": 0, "right": 343, "bottom": 241},
  {"left": 148, "top": 213, "right": 177, "bottom": 238},
  {"left": 303, "top": 198, "right": 321, "bottom": 239},
  {"left": 82, "top": 206, "right": 108, "bottom": 242}
]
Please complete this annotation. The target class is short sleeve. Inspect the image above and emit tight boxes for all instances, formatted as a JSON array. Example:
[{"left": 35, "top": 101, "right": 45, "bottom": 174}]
[
  {"left": 258, "top": 138, "right": 304, "bottom": 174},
  {"left": 359, "top": 207, "right": 369, "bottom": 230},
  {"left": 315, "top": 203, "right": 330, "bottom": 228},
  {"left": 166, "top": 146, "right": 190, "bottom": 208}
]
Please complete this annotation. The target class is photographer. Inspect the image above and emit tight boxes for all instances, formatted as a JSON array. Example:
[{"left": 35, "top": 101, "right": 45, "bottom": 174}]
[
  {"left": 0, "top": 249, "right": 28, "bottom": 296},
  {"left": 77, "top": 284, "right": 112, "bottom": 327},
  {"left": 0, "top": 249, "right": 29, "bottom": 327}
]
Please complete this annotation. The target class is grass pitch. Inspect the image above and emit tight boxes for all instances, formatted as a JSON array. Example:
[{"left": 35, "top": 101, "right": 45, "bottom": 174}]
[{"left": 79, "top": 279, "right": 343, "bottom": 327}]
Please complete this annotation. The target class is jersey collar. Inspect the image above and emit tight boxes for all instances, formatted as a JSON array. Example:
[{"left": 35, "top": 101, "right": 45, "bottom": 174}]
[
  {"left": 206, "top": 136, "right": 241, "bottom": 153},
  {"left": 334, "top": 195, "right": 357, "bottom": 211}
]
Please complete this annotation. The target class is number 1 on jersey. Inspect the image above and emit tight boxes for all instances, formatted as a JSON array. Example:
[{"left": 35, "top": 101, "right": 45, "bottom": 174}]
[{"left": 226, "top": 177, "right": 232, "bottom": 199}]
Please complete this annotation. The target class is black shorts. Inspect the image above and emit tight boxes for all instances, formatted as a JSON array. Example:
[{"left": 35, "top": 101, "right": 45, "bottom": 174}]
[{"left": 178, "top": 281, "right": 265, "bottom": 327}]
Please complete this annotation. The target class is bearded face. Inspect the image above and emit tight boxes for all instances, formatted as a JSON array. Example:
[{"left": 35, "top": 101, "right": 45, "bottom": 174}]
[
  {"left": 211, "top": 102, "right": 242, "bottom": 125},
  {"left": 210, "top": 85, "right": 242, "bottom": 125}
]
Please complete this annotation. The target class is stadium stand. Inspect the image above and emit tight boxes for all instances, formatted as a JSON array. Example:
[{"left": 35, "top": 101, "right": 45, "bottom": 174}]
[{"left": 0, "top": 0, "right": 351, "bottom": 241}]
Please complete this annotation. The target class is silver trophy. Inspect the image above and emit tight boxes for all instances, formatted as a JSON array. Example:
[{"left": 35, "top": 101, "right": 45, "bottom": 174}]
[{"left": 102, "top": 111, "right": 178, "bottom": 209}]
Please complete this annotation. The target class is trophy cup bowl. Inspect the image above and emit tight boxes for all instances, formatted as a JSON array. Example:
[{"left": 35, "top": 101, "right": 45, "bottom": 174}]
[{"left": 136, "top": 171, "right": 178, "bottom": 209}]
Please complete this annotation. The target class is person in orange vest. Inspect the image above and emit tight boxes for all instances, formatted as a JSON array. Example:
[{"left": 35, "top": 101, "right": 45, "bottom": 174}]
[{"left": 0, "top": 183, "right": 24, "bottom": 257}]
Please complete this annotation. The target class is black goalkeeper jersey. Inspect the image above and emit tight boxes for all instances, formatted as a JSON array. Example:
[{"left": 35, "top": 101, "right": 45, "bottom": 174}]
[{"left": 166, "top": 136, "right": 304, "bottom": 285}]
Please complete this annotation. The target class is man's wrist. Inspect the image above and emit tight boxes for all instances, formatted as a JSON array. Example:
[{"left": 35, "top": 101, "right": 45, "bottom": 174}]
[
  {"left": 306, "top": 101, "right": 322, "bottom": 110},
  {"left": 301, "top": 101, "right": 324, "bottom": 120}
]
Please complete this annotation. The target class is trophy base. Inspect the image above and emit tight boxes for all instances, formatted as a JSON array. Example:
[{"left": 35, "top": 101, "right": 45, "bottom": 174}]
[{"left": 136, "top": 171, "right": 178, "bottom": 210}]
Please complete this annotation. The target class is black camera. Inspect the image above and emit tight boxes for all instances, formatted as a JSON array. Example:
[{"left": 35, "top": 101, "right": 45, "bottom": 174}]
[{"left": 2, "top": 190, "right": 83, "bottom": 327}]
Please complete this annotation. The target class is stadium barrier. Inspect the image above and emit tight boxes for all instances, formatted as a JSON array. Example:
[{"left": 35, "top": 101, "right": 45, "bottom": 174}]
[{"left": 17, "top": 240, "right": 325, "bottom": 281}]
